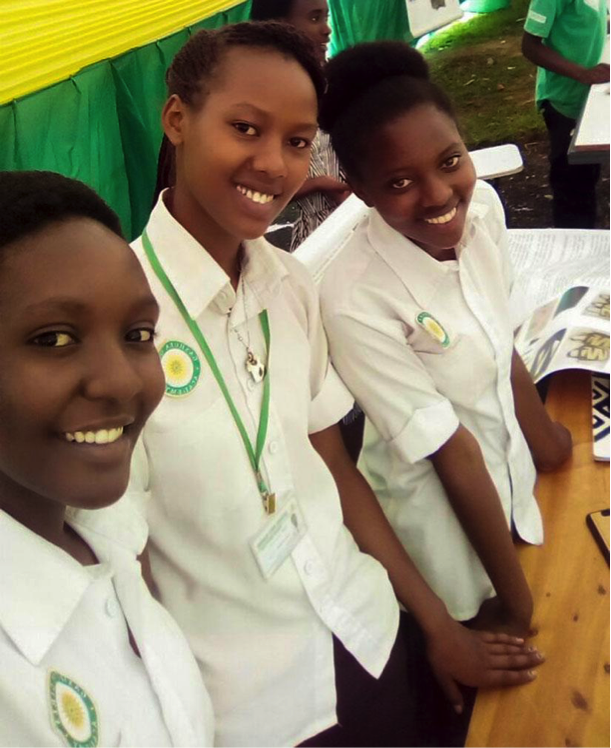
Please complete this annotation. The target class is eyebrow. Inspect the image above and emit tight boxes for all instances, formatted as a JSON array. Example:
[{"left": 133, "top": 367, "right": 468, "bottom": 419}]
[
  {"left": 23, "top": 294, "right": 159, "bottom": 316},
  {"left": 231, "top": 102, "right": 318, "bottom": 132},
  {"left": 382, "top": 142, "right": 464, "bottom": 177}
]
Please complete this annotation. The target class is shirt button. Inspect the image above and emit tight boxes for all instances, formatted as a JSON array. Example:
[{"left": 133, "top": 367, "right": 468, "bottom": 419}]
[
  {"left": 303, "top": 560, "right": 315, "bottom": 576},
  {"left": 268, "top": 441, "right": 279, "bottom": 454},
  {"left": 105, "top": 598, "right": 118, "bottom": 618}
]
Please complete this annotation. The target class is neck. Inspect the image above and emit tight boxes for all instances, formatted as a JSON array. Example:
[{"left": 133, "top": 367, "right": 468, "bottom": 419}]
[
  {"left": 1, "top": 481, "right": 66, "bottom": 550},
  {"left": 165, "top": 187, "right": 242, "bottom": 288}
]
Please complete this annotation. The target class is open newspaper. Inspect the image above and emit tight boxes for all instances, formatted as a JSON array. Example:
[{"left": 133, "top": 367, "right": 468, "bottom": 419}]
[
  {"left": 508, "top": 229, "right": 610, "bottom": 460},
  {"left": 509, "top": 229, "right": 609, "bottom": 382}
]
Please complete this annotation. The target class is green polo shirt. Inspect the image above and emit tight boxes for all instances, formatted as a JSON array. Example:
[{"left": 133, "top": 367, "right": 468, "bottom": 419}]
[{"left": 524, "top": 0, "right": 607, "bottom": 119}]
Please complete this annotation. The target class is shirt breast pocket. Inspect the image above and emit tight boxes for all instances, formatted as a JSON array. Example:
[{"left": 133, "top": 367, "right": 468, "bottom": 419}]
[{"left": 405, "top": 318, "right": 461, "bottom": 356}]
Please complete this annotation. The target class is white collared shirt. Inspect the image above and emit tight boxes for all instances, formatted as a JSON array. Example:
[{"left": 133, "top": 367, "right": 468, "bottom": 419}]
[
  {"left": 126, "top": 195, "right": 399, "bottom": 748},
  {"left": 0, "top": 502, "right": 213, "bottom": 747},
  {"left": 320, "top": 181, "right": 543, "bottom": 621}
]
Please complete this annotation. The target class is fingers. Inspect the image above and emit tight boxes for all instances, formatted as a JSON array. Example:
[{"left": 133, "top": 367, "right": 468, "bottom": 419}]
[
  {"left": 434, "top": 674, "right": 465, "bottom": 714},
  {"left": 477, "top": 631, "right": 526, "bottom": 646},
  {"left": 484, "top": 668, "right": 538, "bottom": 688},
  {"left": 486, "top": 643, "right": 535, "bottom": 655},
  {"left": 490, "top": 650, "right": 545, "bottom": 670}
]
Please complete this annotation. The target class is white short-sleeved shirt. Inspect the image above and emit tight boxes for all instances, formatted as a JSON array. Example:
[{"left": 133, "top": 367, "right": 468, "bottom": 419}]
[
  {"left": 126, "top": 194, "right": 399, "bottom": 748},
  {"left": 320, "top": 181, "right": 543, "bottom": 621},
  {"left": 0, "top": 503, "right": 213, "bottom": 747}
]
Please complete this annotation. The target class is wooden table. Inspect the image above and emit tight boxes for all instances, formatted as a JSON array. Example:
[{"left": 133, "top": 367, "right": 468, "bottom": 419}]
[
  {"left": 568, "top": 37, "right": 610, "bottom": 166},
  {"left": 467, "top": 370, "right": 610, "bottom": 748}
]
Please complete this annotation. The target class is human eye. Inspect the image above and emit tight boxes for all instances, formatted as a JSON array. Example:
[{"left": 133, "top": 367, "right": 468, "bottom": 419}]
[
  {"left": 391, "top": 177, "right": 412, "bottom": 190},
  {"left": 310, "top": 11, "right": 321, "bottom": 21},
  {"left": 125, "top": 327, "right": 157, "bottom": 344},
  {"left": 289, "top": 136, "right": 311, "bottom": 150},
  {"left": 443, "top": 154, "right": 461, "bottom": 169},
  {"left": 232, "top": 121, "right": 258, "bottom": 136},
  {"left": 29, "top": 331, "right": 76, "bottom": 348}
]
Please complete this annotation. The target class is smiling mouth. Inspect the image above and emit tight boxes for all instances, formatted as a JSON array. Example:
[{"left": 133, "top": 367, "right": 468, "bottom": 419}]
[
  {"left": 64, "top": 426, "right": 125, "bottom": 445},
  {"left": 236, "top": 184, "right": 276, "bottom": 205},
  {"left": 424, "top": 206, "right": 457, "bottom": 225}
]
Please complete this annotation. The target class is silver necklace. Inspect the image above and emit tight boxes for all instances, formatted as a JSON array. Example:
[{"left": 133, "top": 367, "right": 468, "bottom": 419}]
[{"left": 231, "top": 272, "right": 266, "bottom": 383}]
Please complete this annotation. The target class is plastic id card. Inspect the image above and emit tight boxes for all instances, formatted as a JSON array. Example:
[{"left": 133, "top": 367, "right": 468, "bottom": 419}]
[{"left": 250, "top": 498, "right": 306, "bottom": 579}]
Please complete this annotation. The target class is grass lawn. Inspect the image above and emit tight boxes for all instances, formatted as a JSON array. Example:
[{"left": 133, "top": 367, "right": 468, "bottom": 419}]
[{"left": 420, "top": 0, "right": 546, "bottom": 147}]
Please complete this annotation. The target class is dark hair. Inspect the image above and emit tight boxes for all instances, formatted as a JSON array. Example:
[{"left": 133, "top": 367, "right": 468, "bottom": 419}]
[
  {"left": 0, "top": 171, "right": 123, "bottom": 254},
  {"left": 250, "top": 0, "right": 295, "bottom": 21},
  {"left": 166, "top": 21, "right": 325, "bottom": 110},
  {"left": 319, "top": 41, "right": 456, "bottom": 178}
]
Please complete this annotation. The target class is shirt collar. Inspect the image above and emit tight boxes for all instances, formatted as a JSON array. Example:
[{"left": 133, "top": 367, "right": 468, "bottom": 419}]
[
  {"left": 144, "top": 191, "right": 289, "bottom": 321},
  {"left": 0, "top": 510, "right": 96, "bottom": 665},
  {"left": 366, "top": 206, "right": 480, "bottom": 309}
]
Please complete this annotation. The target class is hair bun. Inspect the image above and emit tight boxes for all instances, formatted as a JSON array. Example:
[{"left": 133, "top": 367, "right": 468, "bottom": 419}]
[{"left": 320, "top": 41, "right": 430, "bottom": 132}]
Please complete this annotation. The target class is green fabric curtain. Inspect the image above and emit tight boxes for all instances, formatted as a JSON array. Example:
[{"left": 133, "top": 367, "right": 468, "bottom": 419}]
[{"left": 0, "top": 2, "right": 251, "bottom": 241}]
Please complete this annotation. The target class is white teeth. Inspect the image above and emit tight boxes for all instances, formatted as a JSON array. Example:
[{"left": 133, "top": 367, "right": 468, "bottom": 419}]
[
  {"left": 236, "top": 185, "right": 274, "bottom": 204},
  {"left": 424, "top": 207, "right": 457, "bottom": 225},
  {"left": 64, "top": 427, "right": 124, "bottom": 445}
]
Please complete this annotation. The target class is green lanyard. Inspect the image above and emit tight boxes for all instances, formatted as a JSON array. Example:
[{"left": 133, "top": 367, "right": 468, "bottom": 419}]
[{"left": 142, "top": 230, "right": 275, "bottom": 513}]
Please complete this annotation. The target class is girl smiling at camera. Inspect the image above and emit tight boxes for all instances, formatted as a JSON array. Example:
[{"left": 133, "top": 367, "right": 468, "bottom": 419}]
[
  {"left": 0, "top": 171, "right": 213, "bottom": 747},
  {"left": 126, "top": 23, "right": 544, "bottom": 748},
  {"left": 318, "top": 42, "right": 572, "bottom": 639}
]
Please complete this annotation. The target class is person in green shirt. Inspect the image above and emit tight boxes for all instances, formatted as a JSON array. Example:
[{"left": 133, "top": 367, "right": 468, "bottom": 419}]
[{"left": 522, "top": 0, "right": 609, "bottom": 228}]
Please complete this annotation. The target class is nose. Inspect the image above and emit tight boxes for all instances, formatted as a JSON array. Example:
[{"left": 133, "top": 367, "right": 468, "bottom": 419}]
[
  {"left": 322, "top": 21, "right": 331, "bottom": 38},
  {"left": 252, "top": 135, "right": 288, "bottom": 180},
  {"left": 420, "top": 174, "right": 453, "bottom": 210},
  {"left": 82, "top": 340, "right": 141, "bottom": 404}
]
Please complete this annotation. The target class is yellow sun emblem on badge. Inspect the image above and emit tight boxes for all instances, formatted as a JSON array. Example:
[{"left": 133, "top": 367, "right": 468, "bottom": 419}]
[
  {"left": 61, "top": 691, "right": 85, "bottom": 729},
  {"left": 159, "top": 340, "right": 202, "bottom": 397},
  {"left": 416, "top": 311, "right": 450, "bottom": 348},
  {"left": 166, "top": 353, "right": 187, "bottom": 378}
]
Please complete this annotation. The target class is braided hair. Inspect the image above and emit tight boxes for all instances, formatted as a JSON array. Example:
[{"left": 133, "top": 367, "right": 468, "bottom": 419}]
[{"left": 166, "top": 21, "right": 325, "bottom": 110}]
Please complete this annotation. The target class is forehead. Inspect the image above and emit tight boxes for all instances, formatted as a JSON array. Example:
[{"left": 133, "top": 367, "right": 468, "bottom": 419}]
[
  {"left": 289, "top": 0, "right": 329, "bottom": 15},
  {"left": 0, "top": 219, "right": 149, "bottom": 312},
  {"left": 369, "top": 105, "right": 461, "bottom": 171},
  {"left": 206, "top": 46, "right": 318, "bottom": 120}
]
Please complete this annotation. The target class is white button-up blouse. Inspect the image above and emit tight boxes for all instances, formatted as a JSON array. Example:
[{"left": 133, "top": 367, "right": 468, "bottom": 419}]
[
  {"left": 0, "top": 504, "right": 214, "bottom": 747},
  {"left": 320, "top": 181, "right": 543, "bottom": 621},
  {"left": 126, "top": 195, "right": 399, "bottom": 748}
]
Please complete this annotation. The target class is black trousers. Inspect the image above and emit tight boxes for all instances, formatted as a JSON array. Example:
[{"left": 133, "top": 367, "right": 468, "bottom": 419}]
[
  {"left": 541, "top": 100, "right": 600, "bottom": 229},
  {"left": 299, "top": 622, "right": 416, "bottom": 747},
  {"left": 300, "top": 613, "right": 474, "bottom": 747}
]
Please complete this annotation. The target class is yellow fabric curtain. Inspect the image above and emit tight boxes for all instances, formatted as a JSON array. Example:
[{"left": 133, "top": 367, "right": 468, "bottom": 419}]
[{"left": 0, "top": 0, "right": 244, "bottom": 104}]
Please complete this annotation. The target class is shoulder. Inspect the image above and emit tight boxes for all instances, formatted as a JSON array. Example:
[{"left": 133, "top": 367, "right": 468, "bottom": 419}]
[
  {"left": 468, "top": 180, "right": 506, "bottom": 236},
  {"left": 319, "top": 217, "right": 379, "bottom": 315}
]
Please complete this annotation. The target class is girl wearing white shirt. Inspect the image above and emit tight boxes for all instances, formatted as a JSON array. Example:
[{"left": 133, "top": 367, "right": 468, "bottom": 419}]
[
  {"left": 0, "top": 171, "right": 214, "bottom": 747},
  {"left": 318, "top": 42, "right": 572, "bottom": 636},
  {"left": 127, "top": 22, "right": 544, "bottom": 747}
]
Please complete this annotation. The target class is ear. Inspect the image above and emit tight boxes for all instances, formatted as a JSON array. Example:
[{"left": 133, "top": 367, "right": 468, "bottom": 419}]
[{"left": 162, "top": 94, "right": 188, "bottom": 147}]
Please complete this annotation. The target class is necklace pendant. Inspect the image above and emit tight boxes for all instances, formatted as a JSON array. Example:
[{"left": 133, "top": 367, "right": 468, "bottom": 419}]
[
  {"left": 263, "top": 492, "right": 276, "bottom": 515},
  {"left": 246, "top": 351, "right": 266, "bottom": 383}
]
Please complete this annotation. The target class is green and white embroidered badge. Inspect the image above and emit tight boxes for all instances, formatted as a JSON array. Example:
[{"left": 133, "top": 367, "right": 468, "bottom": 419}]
[
  {"left": 416, "top": 311, "right": 451, "bottom": 348},
  {"left": 48, "top": 671, "right": 99, "bottom": 748},
  {"left": 159, "top": 340, "right": 201, "bottom": 397}
]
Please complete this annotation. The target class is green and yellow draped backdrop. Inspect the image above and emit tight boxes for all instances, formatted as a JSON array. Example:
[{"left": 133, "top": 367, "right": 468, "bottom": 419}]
[
  {"left": 0, "top": 0, "right": 437, "bottom": 239},
  {"left": 0, "top": 1, "right": 252, "bottom": 239}
]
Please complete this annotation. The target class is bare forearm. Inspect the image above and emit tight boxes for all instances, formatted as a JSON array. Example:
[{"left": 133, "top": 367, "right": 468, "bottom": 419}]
[
  {"left": 294, "top": 175, "right": 344, "bottom": 199},
  {"left": 522, "top": 32, "right": 609, "bottom": 85},
  {"left": 511, "top": 348, "right": 572, "bottom": 471},
  {"left": 430, "top": 426, "right": 532, "bottom": 626},
  {"left": 310, "top": 425, "right": 450, "bottom": 635}
]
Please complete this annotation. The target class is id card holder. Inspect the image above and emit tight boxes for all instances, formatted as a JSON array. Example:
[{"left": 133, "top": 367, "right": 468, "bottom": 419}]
[{"left": 250, "top": 497, "right": 306, "bottom": 580}]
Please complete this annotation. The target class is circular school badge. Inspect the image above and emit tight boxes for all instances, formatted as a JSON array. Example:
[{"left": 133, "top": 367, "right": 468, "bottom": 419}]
[
  {"left": 48, "top": 671, "right": 99, "bottom": 748},
  {"left": 159, "top": 340, "right": 201, "bottom": 397},
  {"left": 416, "top": 311, "right": 451, "bottom": 348}
]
